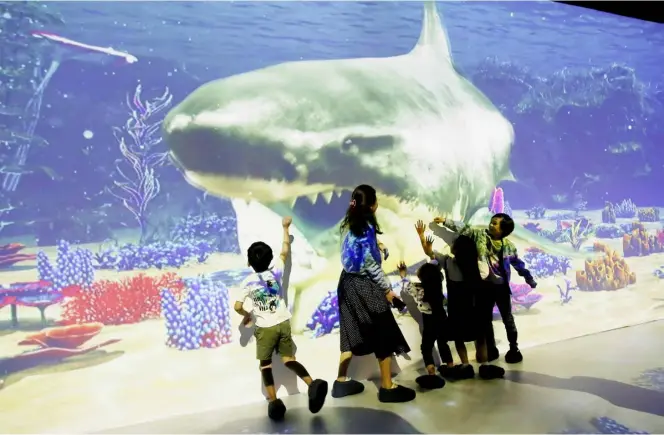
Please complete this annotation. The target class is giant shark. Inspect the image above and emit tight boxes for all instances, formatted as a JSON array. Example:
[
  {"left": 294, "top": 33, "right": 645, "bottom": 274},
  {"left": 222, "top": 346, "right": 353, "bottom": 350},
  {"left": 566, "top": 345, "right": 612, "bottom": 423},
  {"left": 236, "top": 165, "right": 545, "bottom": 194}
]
[{"left": 163, "top": 1, "right": 574, "bottom": 330}]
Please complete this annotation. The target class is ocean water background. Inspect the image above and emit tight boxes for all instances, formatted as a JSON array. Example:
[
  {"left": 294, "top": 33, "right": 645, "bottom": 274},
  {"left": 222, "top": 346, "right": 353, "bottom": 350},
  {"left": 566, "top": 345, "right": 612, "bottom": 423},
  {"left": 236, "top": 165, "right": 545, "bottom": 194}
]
[{"left": 3, "top": 0, "right": 664, "bottom": 236}]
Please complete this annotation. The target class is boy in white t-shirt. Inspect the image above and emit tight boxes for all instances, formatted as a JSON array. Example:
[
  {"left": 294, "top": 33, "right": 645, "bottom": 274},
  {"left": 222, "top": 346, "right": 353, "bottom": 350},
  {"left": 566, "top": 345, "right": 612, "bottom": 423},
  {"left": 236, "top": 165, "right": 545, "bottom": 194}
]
[{"left": 234, "top": 216, "right": 328, "bottom": 421}]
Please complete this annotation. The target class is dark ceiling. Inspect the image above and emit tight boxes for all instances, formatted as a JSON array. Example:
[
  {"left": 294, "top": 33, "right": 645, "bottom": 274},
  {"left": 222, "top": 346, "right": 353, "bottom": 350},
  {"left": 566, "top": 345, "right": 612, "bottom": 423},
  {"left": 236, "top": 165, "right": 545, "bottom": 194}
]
[{"left": 557, "top": 2, "right": 664, "bottom": 24}]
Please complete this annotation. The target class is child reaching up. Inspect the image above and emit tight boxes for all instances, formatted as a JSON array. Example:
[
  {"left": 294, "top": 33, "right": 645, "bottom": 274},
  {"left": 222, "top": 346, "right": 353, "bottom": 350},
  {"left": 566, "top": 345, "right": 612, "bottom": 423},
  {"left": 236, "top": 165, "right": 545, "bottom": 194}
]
[
  {"left": 415, "top": 220, "right": 504, "bottom": 380},
  {"left": 234, "top": 216, "right": 328, "bottom": 421},
  {"left": 397, "top": 260, "right": 453, "bottom": 389},
  {"left": 431, "top": 213, "right": 537, "bottom": 364}
]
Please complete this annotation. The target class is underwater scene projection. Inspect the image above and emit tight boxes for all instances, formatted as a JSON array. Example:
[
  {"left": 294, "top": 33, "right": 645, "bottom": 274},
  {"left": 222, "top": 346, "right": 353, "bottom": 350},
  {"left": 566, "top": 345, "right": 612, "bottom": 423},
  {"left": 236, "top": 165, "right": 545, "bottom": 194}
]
[{"left": 0, "top": 0, "right": 663, "bottom": 432}]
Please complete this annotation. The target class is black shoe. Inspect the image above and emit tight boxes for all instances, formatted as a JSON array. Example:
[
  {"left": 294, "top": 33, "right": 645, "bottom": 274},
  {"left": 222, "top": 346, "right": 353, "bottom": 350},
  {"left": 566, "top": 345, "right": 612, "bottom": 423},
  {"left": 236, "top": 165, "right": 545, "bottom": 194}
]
[
  {"left": 331, "top": 378, "right": 365, "bottom": 398},
  {"left": 454, "top": 364, "right": 475, "bottom": 380},
  {"left": 478, "top": 364, "right": 505, "bottom": 380},
  {"left": 308, "top": 379, "right": 328, "bottom": 414},
  {"left": 416, "top": 374, "right": 445, "bottom": 389},
  {"left": 488, "top": 347, "right": 500, "bottom": 362},
  {"left": 505, "top": 347, "right": 523, "bottom": 364},
  {"left": 378, "top": 384, "right": 417, "bottom": 403},
  {"left": 268, "top": 398, "right": 287, "bottom": 421}
]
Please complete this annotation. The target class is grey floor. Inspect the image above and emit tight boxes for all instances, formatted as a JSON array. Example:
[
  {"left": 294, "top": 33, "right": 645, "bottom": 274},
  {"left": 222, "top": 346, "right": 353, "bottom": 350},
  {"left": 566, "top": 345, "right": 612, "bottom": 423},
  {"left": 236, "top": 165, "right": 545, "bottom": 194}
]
[{"left": 100, "top": 321, "right": 664, "bottom": 434}]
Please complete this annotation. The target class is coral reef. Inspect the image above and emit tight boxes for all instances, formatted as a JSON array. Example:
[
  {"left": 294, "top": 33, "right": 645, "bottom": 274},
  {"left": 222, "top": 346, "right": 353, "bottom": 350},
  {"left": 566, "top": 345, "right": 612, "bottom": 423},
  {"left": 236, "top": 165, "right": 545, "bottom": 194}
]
[
  {"left": 576, "top": 243, "right": 636, "bottom": 291},
  {"left": 623, "top": 223, "right": 664, "bottom": 257},
  {"left": 504, "top": 200, "right": 513, "bottom": 217},
  {"left": 525, "top": 205, "right": 546, "bottom": 219},
  {"left": 523, "top": 222, "right": 542, "bottom": 233},
  {"left": 557, "top": 278, "right": 574, "bottom": 304},
  {"left": 614, "top": 199, "right": 637, "bottom": 219},
  {"left": 161, "top": 276, "right": 232, "bottom": 350},
  {"left": 94, "top": 240, "right": 216, "bottom": 271},
  {"left": 61, "top": 272, "right": 184, "bottom": 325},
  {"left": 637, "top": 207, "right": 660, "bottom": 223},
  {"left": 522, "top": 246, "right": 571, "bottom": 278},
  {"left": 633, "top": 367, "right": 664, "bottom": 392},
  {"left": 493, "top": 282, "right": 543, "bottom": 317},
  {"left": 307, "top": 289, "right": 339, "bottom": 337},
  {"left": 488, "top": 187, "right": 505, "bottom": 214},
  {"left": 595, "top": 224, "right": 631, "bottom": 239},
  {"left": 108, "top": 84, "right": 173, "bottom": 244},
  {"left": 37, "top": 240, "right": 95, "bottom": 291},
  {"left": 548, "top": 212, "right": 576, "bottom": 221},
  {"left": 171, "top": 212, "right": 240, "bottom": 253},
  {"left": 19, "top": 322, "right": 103, "bottom": 349},
  {"left": 561, "top": 218, "right": 593, "bottom": 251},
  {"left": 602, "top": 202, "right": 616, "bottom": 224},
  {"left": 0, "top": 242, "right": 36, "bottom": 269},
  {"left": 654, "top": 266, "right": 664, "bottom": 280}
]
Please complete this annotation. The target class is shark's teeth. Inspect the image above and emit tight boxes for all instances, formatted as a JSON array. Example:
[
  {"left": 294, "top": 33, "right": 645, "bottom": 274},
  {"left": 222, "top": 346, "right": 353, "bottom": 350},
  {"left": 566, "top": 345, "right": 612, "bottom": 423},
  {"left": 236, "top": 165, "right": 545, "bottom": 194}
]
[
  {"left": 306, "top": 193, "right": 318, "bottom": 204},
  {"left": 334, "top": 189, "right": 344, "bottom": 198},
  {"left": 289, "top": 197, "right": 298, "bottom": 208},
  {"left": 321, "top": 191, "right": 334, "bottom": 204}
]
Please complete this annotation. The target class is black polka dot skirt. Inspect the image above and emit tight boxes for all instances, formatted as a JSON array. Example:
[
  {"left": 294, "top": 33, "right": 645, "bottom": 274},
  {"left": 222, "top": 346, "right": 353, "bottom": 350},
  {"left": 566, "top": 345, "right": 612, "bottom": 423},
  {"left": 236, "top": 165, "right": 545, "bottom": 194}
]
[{"left": 337, "top": 271, "right": 411, "bottom": 359}]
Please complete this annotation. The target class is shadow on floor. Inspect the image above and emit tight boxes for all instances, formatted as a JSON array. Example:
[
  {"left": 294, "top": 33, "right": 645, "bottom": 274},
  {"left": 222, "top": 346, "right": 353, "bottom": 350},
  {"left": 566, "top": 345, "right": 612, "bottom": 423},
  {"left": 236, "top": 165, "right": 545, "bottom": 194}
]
[
  {"left": 506, "top": 370, "right": 664, "bottom": 417},
  {"left": 216, "top": 406, "right": 422, "bottom": 434}
]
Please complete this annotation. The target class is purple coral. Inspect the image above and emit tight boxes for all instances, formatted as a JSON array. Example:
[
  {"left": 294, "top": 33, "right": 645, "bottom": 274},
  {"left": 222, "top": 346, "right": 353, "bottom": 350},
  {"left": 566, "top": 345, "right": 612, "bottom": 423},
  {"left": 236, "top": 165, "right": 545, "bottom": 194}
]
[
  {"left": 523, "top": 247, "right": 571, "bottom": 278},
  {"left": 525, "top": 205, "right": 546, "bottom": 219},
  {"left": 161, "top": 276, "right": 232, "bottom": 350},
  {"left": 307, "top": 290, "right": 339, "bottom": 337},
  {"left": 557, "top": 278, "right": 574, "bottom": 304},
  {"left": 493, "top": 282, "right": 543, "bottom": 317},
  {"left": 171, "top": 212, "right": 240, "bottom": 253},
  {"left": 488, "top": 187, "right": 504, "bottom": 214},
  {"left": 37, "top": 240, "right": 95, "bottom": 291}
]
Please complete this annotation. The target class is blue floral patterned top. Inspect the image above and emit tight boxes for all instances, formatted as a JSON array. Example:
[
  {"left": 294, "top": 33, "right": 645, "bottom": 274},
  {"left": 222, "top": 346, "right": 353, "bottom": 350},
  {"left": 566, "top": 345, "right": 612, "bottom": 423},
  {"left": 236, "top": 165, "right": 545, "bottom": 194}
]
[{"left": 341, "top": 224, "right": 392, "bottom": 292}]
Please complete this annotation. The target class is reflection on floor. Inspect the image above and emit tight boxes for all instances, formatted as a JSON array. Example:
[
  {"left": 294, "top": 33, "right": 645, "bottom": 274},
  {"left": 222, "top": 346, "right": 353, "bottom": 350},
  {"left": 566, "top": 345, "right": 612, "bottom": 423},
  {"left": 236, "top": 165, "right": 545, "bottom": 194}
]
[{"left": 101, "top": 321, "right": 664, "bottom": 434}]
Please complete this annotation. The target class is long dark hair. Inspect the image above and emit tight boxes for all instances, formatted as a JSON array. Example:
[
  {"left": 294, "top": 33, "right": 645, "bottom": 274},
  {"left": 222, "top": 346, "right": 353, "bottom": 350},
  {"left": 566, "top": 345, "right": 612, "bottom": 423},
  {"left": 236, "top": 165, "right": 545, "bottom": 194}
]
[
  {"left": 340, "top": 184, "right": 382, "bottom": 237},
  {"left": 452, "top": 235, "right": 482, "bottom": 284},
  {"left": 418, "top": 262, "right": 444, "bottom": 309}
]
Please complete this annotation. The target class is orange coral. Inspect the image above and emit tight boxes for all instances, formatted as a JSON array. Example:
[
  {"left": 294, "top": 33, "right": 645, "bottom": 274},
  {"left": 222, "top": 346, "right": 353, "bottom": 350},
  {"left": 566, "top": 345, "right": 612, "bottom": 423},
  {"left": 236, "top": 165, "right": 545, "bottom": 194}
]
[
  {"left": 576, "top": 242, "right": 636, "bottom": 291},
  {"left": 623, "top": 222, "right": 664, "bottom": 257}
]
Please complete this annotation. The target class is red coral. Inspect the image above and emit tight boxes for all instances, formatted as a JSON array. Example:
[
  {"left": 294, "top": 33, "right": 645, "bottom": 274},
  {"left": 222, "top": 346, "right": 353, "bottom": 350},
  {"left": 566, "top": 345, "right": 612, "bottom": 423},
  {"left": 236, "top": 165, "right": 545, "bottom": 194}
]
[
  {"left": 0, "top": 243, "right": 36, "bottom": 269},
  {"left": 61, "top": 273, "right": 185, "bottom": 325}
]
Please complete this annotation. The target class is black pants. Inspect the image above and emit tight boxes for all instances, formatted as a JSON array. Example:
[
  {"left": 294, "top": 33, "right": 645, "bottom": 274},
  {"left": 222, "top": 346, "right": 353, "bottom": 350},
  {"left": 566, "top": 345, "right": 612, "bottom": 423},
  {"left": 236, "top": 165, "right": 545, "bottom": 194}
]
[
  {"left": 484, "top": 283, "right": 518, "bottom": 349},
  {"left": 421, "top": 312, "right": 453, "bottom": 367}
]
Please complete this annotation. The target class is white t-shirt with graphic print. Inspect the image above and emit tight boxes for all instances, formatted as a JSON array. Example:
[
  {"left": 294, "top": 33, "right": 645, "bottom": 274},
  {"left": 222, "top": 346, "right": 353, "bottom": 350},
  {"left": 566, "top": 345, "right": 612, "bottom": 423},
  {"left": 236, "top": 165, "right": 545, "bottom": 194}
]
[{"left": 237, "top": 258, "right": 291, "bottom": 328}]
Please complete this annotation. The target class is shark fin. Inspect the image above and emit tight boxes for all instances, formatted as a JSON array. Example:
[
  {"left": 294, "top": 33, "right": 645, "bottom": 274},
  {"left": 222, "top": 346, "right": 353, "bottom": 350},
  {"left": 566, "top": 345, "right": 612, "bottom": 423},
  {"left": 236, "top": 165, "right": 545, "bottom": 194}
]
[
  {"left": 503, "top": 170, "right": 517, "bottom": 182},
  {"left": 413, "top": 1, "right": 452, "bottom": 61}
]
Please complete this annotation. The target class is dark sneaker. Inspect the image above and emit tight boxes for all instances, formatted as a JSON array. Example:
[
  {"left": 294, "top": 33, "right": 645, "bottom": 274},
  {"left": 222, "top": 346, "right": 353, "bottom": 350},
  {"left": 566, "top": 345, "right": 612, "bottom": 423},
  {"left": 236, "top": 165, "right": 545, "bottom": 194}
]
[
  {"left": 454, "top": 364, "right": 475, "bottom": 380},
  {"left": 331, "top": 378, "right": 365, "bottom": 398},
  {"left": 268, "top": 398, "right": 287, "bottom": 420},
  {"left": 505, "top": 347, "right": 523, "bottom": 364},
  {"left": 478, "top": 364, "right": 505, "bottom": 380},
  {"left": 378, "top": 384, "right": 417, "bottom": 403},
  {"left": 488, "top": 346, "right": 500, "bottom": 362},
  {"left": 437, "top": 365, "right": 453, "bottom": 378},
  {"left": 308, "top": 379, "right": 328, "bottom": 414},
  {"left": 416, "top": 374, "right": 445, "bottom": 389}
]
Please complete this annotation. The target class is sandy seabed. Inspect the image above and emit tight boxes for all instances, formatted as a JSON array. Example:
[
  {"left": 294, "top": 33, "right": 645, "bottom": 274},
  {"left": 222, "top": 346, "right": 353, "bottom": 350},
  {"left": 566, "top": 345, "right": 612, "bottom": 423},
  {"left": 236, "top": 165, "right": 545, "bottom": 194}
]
[{"left": 0, "top": 212, "right": 663, "bottom": 433}]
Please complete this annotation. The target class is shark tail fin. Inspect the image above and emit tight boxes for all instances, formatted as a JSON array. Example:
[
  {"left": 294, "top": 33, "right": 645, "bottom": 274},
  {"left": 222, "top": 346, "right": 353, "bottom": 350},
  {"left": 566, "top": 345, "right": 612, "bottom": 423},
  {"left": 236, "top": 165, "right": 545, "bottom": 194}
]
[{"left": 413, "top": 1, "right": 452, "bottom": 61}]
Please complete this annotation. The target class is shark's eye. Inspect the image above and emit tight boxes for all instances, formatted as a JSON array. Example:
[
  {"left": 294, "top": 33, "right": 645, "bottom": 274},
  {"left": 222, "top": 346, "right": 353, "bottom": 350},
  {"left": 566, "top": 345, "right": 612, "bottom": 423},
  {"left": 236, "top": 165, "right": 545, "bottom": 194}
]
[{"left": 341, "top": 135, "right": 396, "bottom": 153}]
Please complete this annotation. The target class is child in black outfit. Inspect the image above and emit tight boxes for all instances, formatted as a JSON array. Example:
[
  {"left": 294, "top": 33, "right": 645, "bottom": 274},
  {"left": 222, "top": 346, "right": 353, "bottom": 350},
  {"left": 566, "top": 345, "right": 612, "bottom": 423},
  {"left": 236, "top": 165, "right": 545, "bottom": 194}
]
[{"left": 398, "top": 260, "right": 453, "bottom": 389}]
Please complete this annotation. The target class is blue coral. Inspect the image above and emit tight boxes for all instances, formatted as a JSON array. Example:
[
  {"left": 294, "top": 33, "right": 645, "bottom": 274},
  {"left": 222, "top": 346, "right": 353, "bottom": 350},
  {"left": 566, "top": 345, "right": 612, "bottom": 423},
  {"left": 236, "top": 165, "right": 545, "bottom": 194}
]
[
  {"left": 525, "top": 205, "right": 547, "bottom": 219},
  {"left": 95, "top": 240, "right": 216, "bottom": 271},
  {"left": 560, "top": 417, "right": 649, "bottom": 434},
  {"left": 307, "top": 290, "right": 339, "bottom": 337},
  {"left": 523, "top": 247, "right": 571, "bottom": 278},
  {"left": 37, "top": 240, "right": 95, "bottom": 290},
  {"left": 161, "top": 276, "right": 232, "bottom": 350},
  {"left": 171, "top": 213, "right": 240, "bottom": 253}
]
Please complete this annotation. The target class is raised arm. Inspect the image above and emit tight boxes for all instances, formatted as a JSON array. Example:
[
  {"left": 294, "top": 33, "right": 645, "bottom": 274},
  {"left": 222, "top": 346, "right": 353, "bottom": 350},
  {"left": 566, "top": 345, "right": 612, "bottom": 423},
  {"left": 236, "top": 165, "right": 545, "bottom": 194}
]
[
  {"left": 415, "top": 220, "right": 435, "bottom": 258},
  {"left": 278, "top": 216, "right": 292, "bottom": 263}
]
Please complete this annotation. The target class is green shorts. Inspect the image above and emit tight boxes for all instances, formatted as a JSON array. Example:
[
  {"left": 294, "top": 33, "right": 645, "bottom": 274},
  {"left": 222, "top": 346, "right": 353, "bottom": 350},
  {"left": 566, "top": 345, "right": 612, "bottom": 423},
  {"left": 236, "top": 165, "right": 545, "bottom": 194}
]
[{"left": 255, "top": 320, "right": 295, "bottom": 361}]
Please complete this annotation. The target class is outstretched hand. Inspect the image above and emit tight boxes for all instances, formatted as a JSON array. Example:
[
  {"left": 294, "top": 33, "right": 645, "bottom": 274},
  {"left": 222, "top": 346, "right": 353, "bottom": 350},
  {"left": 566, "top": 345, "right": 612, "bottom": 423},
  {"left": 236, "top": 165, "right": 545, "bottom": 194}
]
[
  {"left": 397, "top": 261, "right": 408, "bottom": 278},
  {"left": 282, "top": 216, "right": 292, "bottom": 228},
  {"left": 425, "top": 234, "right": 435, "bottom": 251},
  {"left": 415, "top": 220, "right": 426, "bottom": 235}
]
